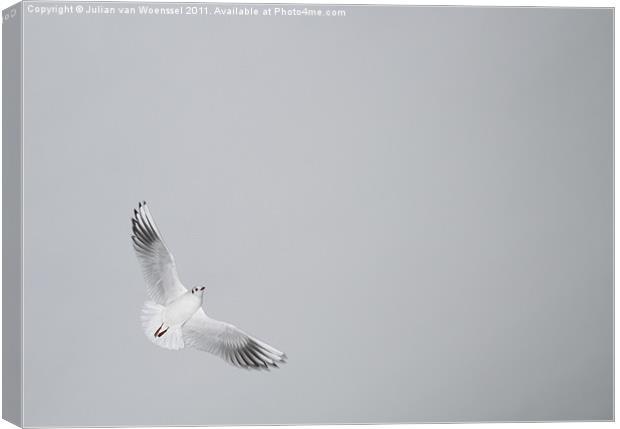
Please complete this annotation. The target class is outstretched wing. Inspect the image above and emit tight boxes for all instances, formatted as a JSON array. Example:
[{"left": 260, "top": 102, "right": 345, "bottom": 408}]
[
  {"left": 183, "top": 309, "right": 287, "bottom": 370},
  {"left": 131, "top": 201, "right": 186, "bottom": 304}
]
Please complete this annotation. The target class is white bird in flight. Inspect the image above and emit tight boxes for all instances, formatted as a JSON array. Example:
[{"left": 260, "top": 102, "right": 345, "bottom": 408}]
[{"left": 131, "top": 201, "right": 287, "bottom": 370}]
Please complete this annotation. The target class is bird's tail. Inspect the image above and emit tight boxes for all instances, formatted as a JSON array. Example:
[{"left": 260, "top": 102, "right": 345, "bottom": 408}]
[{"left": 141, "top": 301, "right": 185, "bottom": 350}]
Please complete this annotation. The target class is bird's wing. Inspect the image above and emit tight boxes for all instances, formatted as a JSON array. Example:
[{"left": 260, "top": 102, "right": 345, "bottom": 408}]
[
  {"left": 131, "top": 201, "right": 187, "bottom": 304},
  {"left": 183, "top": 309, "right": 287, "bottom": 370}
]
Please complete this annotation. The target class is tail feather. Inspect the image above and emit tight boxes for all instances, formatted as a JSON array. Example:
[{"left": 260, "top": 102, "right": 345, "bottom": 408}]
[{"left": 141, "top": 301, "right": 184, "bottom": 350}]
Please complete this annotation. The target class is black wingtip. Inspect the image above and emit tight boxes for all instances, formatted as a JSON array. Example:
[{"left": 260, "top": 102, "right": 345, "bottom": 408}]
[{"left": 134, "top": 201, "right": 149, "bottom": 216}]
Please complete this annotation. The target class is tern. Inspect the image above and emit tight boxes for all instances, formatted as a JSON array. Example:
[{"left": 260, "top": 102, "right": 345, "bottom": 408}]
[{"left": 131, "top": 201, "right": 287, "bottom": 370}]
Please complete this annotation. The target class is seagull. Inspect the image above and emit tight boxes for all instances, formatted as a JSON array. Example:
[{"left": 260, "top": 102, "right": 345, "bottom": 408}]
[{"left": 131, "top": 201, "right": 287, "bottom": 370}]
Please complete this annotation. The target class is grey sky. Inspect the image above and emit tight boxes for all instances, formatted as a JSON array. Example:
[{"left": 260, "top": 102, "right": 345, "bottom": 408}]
[{"left": 19, "top": 4, "right": 612, "bottom": 426}]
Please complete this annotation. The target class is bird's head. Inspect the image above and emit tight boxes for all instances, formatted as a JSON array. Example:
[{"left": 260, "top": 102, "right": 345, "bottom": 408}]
[{"left": 191, "top": 286, "right": 206, "bottom": 296}]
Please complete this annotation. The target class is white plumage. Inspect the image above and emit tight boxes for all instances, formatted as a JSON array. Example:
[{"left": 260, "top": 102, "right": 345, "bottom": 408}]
[{"left": 131, "top": 201, "right": 287, "bottom": 370}]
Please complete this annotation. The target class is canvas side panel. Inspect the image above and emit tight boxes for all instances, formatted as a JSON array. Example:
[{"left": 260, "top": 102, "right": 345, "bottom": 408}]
[{"left": 2, "top": 2, "right": 23, "bottom": 427}]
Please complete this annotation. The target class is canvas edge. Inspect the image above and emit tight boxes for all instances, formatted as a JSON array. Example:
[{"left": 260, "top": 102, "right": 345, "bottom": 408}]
[{"left": 2, "top": 2, "right": 24, "bottom": 428}]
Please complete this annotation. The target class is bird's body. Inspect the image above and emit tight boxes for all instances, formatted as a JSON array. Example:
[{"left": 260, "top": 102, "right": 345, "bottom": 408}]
[
  {"left": 164, "top": 291, "right": 203, "bottom": 327},
  {"left": 131, "top": 201, "right": 287, "bottom": 370}
]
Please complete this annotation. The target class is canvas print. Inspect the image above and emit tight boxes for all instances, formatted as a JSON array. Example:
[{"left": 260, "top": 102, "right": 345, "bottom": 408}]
[{"left": 2, "top": 1, "right": 613, "bottom": 427}]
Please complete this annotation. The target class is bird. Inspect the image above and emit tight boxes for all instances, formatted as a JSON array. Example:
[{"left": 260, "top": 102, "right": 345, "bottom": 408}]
[{"left": 131, "top": 201, "right": 287, "bottom": 370}]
